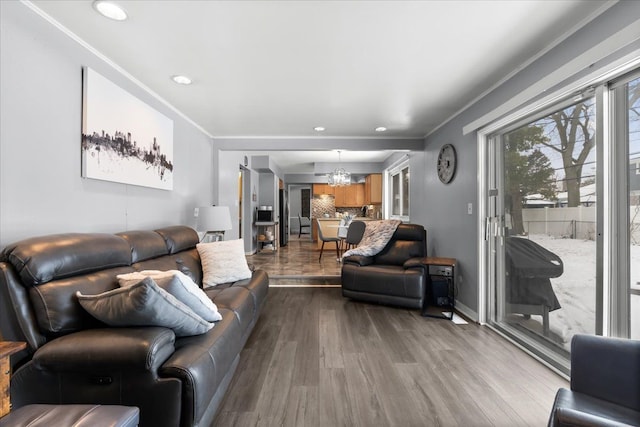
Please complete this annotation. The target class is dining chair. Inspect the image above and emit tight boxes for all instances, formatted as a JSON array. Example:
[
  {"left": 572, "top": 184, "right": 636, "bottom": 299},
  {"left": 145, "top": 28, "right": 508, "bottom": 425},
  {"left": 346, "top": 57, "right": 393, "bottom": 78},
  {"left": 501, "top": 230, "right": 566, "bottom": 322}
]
[
  {"left": 316, "top": 218, "right": 341, "bottom": 262},
  {"left": 344, "top": 220, "right": 366, "bottom": 251},
  {"left": 298, "top": 213, "right": 311, "bottom": 238},
  {"left": 337, "top": 218, "right": 349, "bottom": 249}
]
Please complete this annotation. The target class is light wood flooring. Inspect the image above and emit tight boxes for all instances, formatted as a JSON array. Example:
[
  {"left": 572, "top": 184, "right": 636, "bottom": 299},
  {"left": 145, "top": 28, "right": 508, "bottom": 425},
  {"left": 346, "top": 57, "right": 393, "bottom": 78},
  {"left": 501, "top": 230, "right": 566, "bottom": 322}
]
[
  {"left": 246, "top": 235, "right": 342, "bottom": 281},
  {"left": 214, "top": 239, "right": 568, "bottom": 426}
]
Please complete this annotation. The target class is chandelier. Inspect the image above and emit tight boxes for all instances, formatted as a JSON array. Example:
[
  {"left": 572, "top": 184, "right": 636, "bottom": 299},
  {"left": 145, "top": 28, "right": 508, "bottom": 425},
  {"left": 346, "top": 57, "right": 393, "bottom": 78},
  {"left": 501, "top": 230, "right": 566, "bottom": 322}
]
[{"left": 327, "top": 150, "right": 351, "bottom": 187}]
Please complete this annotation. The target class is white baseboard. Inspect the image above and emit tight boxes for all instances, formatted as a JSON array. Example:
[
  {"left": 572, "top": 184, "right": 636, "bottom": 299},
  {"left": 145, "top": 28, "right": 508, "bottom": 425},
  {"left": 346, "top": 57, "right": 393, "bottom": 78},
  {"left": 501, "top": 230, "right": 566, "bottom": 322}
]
[{"left": 454, "top": 300, "right": 479, "bottom": 323}]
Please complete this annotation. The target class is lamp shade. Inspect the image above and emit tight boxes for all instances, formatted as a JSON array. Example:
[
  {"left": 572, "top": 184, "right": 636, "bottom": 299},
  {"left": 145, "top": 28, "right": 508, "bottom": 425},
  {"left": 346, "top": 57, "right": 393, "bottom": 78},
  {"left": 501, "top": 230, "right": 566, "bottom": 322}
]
[{"left": 197, "top": 206, "right": 232, "bottom": 232}]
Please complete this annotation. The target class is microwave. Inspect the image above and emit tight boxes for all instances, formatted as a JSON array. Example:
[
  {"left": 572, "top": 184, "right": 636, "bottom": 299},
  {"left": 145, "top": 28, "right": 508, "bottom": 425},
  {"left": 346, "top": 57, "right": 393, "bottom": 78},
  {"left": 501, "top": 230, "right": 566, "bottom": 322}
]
[{"left": 257, "top": 208, "right": 273, "bottom": 222}]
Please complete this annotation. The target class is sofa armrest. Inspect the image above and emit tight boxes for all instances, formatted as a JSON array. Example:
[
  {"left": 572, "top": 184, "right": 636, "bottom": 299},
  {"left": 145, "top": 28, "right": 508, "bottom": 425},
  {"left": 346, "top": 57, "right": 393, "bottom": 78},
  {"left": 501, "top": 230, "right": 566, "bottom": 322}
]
[
  {"left": 33, "top": 327, "right": 176, "bottom": 372},
  {"left": 403, "top": 257, "right": 428, "bottom": 270},
  {"left": 342, "top": 255, "right": 374, "bottom": 266},
  {"left": 553, "top": 406, "right": 636, "bottom": 427},
  {"left": 571, "top": 334, "right": 640, "bottom": 411}
]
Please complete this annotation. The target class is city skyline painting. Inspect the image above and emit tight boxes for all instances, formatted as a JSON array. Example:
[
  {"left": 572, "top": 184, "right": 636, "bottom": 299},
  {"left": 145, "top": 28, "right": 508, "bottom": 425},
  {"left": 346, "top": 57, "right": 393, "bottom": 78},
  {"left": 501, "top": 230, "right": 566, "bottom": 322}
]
[{"left": 81, "top": 67, "right": 174, "bottom": 190}]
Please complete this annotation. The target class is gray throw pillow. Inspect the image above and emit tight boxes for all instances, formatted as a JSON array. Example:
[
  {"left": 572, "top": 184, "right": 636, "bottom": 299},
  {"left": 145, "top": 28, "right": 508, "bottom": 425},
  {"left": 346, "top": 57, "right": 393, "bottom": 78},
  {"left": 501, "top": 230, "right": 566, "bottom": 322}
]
[
  {"left": 77, "top": 277, "right": 214, "bottom": 337},
  {"left": 117, "top": 270, "right": 222, "bottom": 322}
]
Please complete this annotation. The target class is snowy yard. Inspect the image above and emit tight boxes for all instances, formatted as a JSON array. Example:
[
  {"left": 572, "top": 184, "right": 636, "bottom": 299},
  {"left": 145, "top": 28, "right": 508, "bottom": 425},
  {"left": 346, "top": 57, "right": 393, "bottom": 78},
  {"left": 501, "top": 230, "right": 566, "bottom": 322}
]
[{"left": 526, "top": 235, "right": 640, "bottom": 347}]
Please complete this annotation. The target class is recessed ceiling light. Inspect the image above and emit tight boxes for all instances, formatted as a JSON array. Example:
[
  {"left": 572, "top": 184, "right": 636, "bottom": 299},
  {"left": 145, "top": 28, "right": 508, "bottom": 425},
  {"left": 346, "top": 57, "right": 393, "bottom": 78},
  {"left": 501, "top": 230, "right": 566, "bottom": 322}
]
[
  {"left": 171, "top": 75, "right": 192, "bottom": 85},
  {"left": 314, "top": 126, "right": 326, "bottom": 132},
  {"left": 93, "top": 1, "right": 128, "bottom": 21},
  {"left": 375, "top": 126, "right": 387, "bottom": 132}
]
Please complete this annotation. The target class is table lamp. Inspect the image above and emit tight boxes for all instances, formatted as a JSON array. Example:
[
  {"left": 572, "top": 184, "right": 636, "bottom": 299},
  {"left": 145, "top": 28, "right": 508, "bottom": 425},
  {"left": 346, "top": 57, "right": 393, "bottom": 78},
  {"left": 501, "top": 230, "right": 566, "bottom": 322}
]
[{"left": 196, "top": 206, "right": 232, "bottom": 242}]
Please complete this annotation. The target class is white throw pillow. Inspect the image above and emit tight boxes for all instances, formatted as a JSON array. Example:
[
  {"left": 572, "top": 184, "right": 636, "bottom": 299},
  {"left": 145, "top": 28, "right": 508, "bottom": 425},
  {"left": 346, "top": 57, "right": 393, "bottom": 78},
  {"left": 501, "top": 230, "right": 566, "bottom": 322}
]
[
  {"left": 197, "top": 239, "right": 252, "bottom": 287},
  {"left": 117, "top": 270, "right": 222, "bottom": 322}
]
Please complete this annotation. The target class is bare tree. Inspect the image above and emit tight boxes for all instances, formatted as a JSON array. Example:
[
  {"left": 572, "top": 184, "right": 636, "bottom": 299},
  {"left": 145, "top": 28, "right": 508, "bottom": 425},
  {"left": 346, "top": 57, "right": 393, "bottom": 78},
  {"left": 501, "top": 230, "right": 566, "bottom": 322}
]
[{"left": 537, "top": 101, "right": 595, "bottom": 207}]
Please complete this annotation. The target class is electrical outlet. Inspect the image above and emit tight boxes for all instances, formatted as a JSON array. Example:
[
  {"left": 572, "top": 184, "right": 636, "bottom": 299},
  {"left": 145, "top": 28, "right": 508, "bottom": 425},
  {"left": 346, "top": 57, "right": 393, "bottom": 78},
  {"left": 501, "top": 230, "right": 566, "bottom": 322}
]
[
  {"left": 467, "top": 203, "right": 473, "bottom": 215},
  {"left": 194, "top": 207, "right": 199, "bottom": 217}
]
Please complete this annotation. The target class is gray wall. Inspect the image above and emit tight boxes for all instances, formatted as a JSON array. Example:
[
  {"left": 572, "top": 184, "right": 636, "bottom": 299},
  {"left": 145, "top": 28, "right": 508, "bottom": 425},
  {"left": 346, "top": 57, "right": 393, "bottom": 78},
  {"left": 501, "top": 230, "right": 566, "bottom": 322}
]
[
  {"left": 418, "top": 1, "right": 640, "bottom": 319},
  {"left": 0, "top": 2, "right": 214, "bottom": 247},
  {"left": 288, "top": 184, "right": 311, "bottom": 233}
]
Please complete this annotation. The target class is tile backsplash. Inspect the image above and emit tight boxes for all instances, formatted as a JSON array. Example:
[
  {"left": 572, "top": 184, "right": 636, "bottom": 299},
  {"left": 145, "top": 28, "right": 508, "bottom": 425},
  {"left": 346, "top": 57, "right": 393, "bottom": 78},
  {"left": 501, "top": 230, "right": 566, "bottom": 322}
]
[
  {"left": 312, "top": 195, "right": 381, "bottom": 219},
  {"left": 312, "top": 195, "right": 335, "bottom": 218}
]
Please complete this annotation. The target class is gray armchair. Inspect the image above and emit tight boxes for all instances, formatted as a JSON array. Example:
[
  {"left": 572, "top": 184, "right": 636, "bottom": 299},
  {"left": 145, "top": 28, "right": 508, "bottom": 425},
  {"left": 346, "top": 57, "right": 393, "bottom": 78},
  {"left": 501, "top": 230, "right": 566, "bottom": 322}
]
[{"left": 548, "top": 334, "right": 640, "bottom": 426}]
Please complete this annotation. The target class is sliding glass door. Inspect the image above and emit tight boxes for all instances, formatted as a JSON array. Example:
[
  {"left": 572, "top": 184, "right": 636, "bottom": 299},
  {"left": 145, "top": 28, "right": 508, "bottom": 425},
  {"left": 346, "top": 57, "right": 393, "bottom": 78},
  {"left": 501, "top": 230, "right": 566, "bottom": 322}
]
[
  {"left": 488, "top": 97, "right": 598, "bottom": 367},
  {"left": 485, "top": 69, "right": 639, "bottom": 371},
  {"left": 620, "top": 75, "right": 640, "bottom": 339}
]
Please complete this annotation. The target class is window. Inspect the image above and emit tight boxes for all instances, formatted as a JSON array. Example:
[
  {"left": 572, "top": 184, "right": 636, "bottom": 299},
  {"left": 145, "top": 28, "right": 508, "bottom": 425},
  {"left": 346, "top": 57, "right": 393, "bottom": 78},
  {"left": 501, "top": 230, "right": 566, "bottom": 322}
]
[{"left": 388, "top": 161, "right": 410, "bottom": 220}]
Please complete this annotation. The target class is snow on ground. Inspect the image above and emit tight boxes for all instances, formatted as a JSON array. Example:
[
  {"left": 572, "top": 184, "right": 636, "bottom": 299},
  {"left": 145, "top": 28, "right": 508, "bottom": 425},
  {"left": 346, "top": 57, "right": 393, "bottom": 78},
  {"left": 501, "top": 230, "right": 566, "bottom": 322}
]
[{"left": 526, "top": 235, "right": 640, "bottom": 347}]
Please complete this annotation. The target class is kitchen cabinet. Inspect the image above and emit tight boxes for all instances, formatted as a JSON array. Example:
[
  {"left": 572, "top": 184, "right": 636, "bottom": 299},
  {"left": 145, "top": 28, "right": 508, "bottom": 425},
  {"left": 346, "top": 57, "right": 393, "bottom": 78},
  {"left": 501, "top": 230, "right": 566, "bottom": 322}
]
[
  {"left": 334, "top": 184, "right": 364, "bottom": 207},
  {"left": 313, "top": 184, "right": 334, "bottom": 196},
  {"left": 334, "top": 186, "right": 347, "bottom": 207},
  {"left": 364, "top": 174, "right": 382, "bottom": 204},
  {"left": 353, "top": 184, "right": 365, "bottom": 206}
]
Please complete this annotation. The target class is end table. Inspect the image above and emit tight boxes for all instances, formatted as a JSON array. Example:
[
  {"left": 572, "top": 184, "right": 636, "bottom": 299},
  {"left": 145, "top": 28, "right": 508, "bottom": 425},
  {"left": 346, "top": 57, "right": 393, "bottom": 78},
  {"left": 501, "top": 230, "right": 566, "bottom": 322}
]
[
  {"left": 421, "top": 257, "right": 456, "bottom": 320},
  {"left": 1, "top": 341, "right": 27, "bottom": 417}
]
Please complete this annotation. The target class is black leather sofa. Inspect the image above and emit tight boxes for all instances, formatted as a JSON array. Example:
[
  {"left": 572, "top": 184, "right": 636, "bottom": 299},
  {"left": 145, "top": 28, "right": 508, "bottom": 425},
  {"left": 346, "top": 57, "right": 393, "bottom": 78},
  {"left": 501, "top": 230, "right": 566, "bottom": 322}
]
[
  {"left": 341, "top": 223, "right": 427, "bottom": 309},
  {"left": 0, "top": 226, "right": 268, "bottom": 427},
  {"left": 548, "top": 334, "right": 640, "bottom": 426}
]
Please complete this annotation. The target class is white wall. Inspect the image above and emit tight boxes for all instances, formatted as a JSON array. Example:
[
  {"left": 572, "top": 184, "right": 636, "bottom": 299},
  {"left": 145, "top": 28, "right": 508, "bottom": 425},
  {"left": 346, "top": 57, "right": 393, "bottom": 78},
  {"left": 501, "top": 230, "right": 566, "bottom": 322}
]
[{"left": 0, "top": 2, "right": 214, "bottom": 247}]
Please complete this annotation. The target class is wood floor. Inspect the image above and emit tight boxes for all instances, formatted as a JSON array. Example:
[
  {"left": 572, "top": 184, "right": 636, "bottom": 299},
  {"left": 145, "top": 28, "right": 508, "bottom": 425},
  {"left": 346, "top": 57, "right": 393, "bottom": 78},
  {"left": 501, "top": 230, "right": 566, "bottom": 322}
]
[
  {"left": 213, "top": 286, "right": 568, "bottom": 426},
  {"left": 246, "top": 235, "right": 342, "bottom": 280}
]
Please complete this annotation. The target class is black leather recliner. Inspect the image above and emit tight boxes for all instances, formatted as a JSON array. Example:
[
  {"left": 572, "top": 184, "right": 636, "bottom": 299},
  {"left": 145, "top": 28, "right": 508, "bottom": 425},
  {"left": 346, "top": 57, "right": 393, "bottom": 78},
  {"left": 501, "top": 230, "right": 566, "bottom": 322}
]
[
  {"left": 548, "top": 334, "right": 640, "bottom": 426},
  {"left": 0, "top": 226, "right": 268, "bottom": 427},
  {"left": 341, "top": 223, "right": 427, "bottom": 309}
]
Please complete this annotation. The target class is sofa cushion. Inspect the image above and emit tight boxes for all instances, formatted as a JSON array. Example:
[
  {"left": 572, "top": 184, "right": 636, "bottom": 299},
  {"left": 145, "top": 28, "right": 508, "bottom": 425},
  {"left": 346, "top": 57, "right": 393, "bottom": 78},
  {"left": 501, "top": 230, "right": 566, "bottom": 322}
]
[
  {"left": 205, "top": 286, "right": 255, "bottom": 335},
  {"left": 162, "top": 308, "right": 243, "bottom": 426},
  {"left": 197, "top": 239, "right": 252, "bottom": 287},
  {"left": 117, "top": 230, "right": 169, "bottom": 263},
  {"left": 341, "top": 264, "right": 425, "bottom": 298},
  {"left": 155, "top": 226, "right": 199, "bottom": 254},
  {"left": 0, "top": 404, "right": 140, "bottom": 427},
  {"left": 117, "top": 270, "right": 222, "bottom": 322},
  {"left": 77, "top": 277, "right": 213, "bottom": 337},
  {"left": 1, "top": 233, "right": 131, "bottom": 286}
]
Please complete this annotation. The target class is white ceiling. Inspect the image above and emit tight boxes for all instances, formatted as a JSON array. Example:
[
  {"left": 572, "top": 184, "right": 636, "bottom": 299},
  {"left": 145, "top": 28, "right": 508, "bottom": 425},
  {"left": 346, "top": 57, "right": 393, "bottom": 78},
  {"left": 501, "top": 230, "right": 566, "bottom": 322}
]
[
  {"left": 28, "top": 0, "right": 610, "bottom": 171},
  {"left": 243, "top": 149, "right": 398, "bottom": 174}
]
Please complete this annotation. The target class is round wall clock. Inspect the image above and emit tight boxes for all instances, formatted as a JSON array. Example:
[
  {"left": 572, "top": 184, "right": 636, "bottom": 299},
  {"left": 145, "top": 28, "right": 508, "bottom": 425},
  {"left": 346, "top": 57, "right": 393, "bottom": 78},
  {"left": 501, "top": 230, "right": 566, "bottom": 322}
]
[{"left": 437, "top": 144, "right": 457, "bottom": 184}]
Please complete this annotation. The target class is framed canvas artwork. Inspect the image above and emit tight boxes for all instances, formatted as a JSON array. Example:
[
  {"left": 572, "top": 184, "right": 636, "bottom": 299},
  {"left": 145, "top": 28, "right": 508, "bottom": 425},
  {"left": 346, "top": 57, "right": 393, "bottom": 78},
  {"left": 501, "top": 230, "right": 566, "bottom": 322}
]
[{"left": 81, "top": 67, "right": 174, "bottom": 190}]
